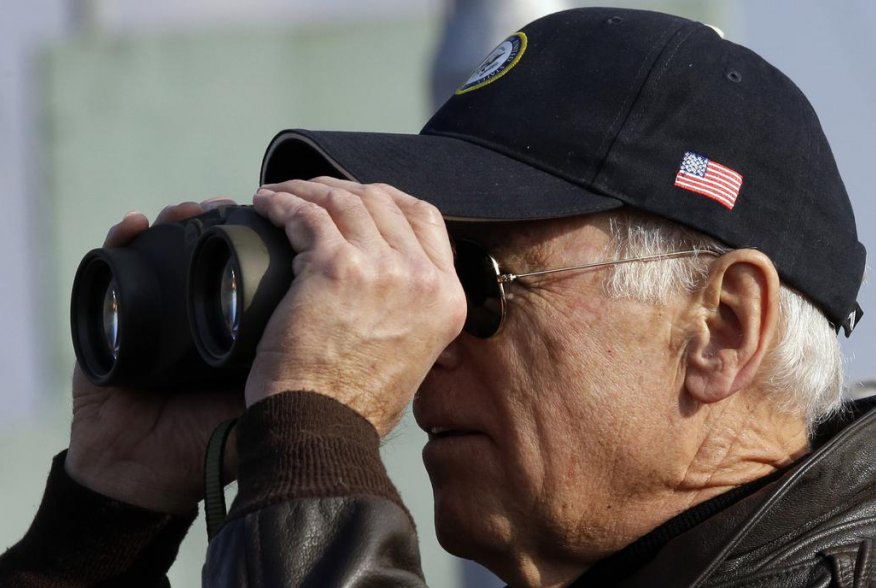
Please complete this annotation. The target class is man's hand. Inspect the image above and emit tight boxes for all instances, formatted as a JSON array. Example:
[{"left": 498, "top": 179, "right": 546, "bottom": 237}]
[
  {"left": 246, "top": 178, "right": 467, "bottom": 436},
  {"left": 65, "top": 201, "right": 246, "bottom": 514}
]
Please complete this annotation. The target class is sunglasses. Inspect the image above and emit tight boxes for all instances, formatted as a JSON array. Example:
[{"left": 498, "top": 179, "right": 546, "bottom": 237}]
[{"left": 453, "top": 239, "right": 720, "bottom": 338}]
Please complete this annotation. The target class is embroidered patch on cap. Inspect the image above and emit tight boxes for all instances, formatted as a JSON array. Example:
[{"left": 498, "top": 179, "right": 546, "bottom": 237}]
[
  {"left": 456, "top": 32, "right": 528, "bottom": 95},
  {"left": 674, "top": 151, "right": 743, "bottom": 210}
]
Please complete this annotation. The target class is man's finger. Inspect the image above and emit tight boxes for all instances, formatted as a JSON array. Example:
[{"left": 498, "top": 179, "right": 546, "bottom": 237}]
[
  {"left": 201, "top": 196, "right": 237, "bottom": 210},
  {"left": 252, "top": 189, "right": 345, "bottom": 255},
  {"left": 301, "top": 177, "right": 455, "bottom": 270},
  {"left": 103, "top": 212, "right": 150, "bottom": 247},
  {"left": 154, "top": 201, "right": 204, "bottom": 225},
  {"left": 257, "top": 182, "right": 384, "bottom": 249}
]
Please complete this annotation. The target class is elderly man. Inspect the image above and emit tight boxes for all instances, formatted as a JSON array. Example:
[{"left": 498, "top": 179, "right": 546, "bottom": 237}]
[{"left": 1, "top": 7, "right": 872, "bottom": 588}]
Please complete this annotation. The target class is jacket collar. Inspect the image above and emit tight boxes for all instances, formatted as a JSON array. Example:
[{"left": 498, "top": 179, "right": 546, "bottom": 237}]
[{"left": 617, "top": 398, "right": 876, "bottom": 587}]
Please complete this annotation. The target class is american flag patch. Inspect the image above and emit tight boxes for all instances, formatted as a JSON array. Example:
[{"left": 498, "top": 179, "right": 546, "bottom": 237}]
[{"left": 674, "top": 152, "right": 743, "bottom": 210}]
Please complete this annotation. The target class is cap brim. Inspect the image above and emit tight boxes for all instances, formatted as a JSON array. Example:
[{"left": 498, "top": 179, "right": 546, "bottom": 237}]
[{"left": 260, "top": 129, "right": 623, "bottom": 221}]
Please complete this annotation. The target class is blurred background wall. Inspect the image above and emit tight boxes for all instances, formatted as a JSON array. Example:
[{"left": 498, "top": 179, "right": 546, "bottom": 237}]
[{"left": 1, "top": 1, "right": 873, "bottom": 586}]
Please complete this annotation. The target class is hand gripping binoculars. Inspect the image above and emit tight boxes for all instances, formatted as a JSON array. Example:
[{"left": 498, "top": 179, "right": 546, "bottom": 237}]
[{"left": 70, "top": 206, "right": 294, "bottom": 388}]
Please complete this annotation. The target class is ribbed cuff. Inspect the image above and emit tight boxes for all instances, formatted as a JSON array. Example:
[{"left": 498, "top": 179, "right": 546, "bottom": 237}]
[
  {"left": 229, "top": 391, "right": 404, "bottom": 520},
  {"left": 0, "top": 451, "right": 195, "bottom": 587}
]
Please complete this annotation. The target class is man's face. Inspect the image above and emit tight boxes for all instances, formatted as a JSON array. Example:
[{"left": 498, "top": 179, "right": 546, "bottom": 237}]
[{"left": 413, "top": 214, "right": 696, "bottom": 571}]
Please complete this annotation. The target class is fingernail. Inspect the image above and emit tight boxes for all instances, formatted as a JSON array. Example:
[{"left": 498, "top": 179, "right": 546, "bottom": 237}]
[
  {"left": 124, "top": 210, "right": 142, "bottom": 218},
  {"left": 256, "top": 188, "right": 275, "bottom": 197}
]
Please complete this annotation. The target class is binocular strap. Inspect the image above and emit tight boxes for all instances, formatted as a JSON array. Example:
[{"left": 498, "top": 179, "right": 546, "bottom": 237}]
[{"left": 204, "top": 417, "right": 238, "bottom": 541}]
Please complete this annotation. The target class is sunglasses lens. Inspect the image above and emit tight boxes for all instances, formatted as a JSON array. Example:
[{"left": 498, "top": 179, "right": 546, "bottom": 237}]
[{"left": 454, "top": 239, "right": 505, "bottom": 338}]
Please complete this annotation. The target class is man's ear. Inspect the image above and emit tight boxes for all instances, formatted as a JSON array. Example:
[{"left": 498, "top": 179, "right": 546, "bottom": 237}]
[{"left": 684, "top": 249, "right": 780, "bottom": 404}]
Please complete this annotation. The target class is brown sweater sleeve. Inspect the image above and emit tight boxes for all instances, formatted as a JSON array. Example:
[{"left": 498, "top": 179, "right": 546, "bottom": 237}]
[
  {"left": 228, "top": 390, "right": 408, "bottom": 522},
  {"left": 0, "top": 451, "right": 196, "bottom": 588}
]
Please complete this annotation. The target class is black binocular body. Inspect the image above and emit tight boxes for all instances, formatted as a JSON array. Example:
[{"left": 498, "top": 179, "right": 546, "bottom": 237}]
[{"left": 70, "top": 206, "right": 295, "bottom": 388}]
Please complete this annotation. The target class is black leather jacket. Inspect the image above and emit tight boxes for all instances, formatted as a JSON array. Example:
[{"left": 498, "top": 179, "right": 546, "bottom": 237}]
[{"left": 201, "top": 397, "right": 876, "bottom": 587}]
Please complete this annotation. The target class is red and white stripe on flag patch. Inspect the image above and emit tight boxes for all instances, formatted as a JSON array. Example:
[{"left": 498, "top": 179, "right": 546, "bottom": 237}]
[{"left": 674, "top": 152, "right": 743, "bottom": 210}]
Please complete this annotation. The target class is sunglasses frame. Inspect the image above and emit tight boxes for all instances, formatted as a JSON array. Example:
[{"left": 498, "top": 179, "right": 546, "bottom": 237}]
[{"left": 455, "top": 238, "right": 721, "bottom": 338}]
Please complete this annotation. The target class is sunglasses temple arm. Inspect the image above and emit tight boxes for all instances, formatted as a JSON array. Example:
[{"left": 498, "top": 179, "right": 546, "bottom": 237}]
[{"left": 497, "top": 249, "right": 720, "bottom": 284}]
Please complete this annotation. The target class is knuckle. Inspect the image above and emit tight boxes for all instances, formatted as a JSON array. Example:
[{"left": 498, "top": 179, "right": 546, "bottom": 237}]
[
  {"left": 449, "top": 304, "right": 467, "bottom": 334},
  {"left": 287, "top": 200, "right": 327, "bottom": 224},
  {"left": 328, "top": 250, "right": 371, "bottom": 282},
  {"left": 408, "top": 261, "right": 440, "bottom": 294},
  {"left": 363, "top": 184, "right": 393, "bottom": 203},
  {"left": 325, "top": 188, "right": 354, "bottom": 208},
  {"left": 411, "top": 199, "right": 443, "bottom": 223},
  {"left": 296, "top": 200, "right": 324, "bottom": 216},
  {"left": 326, "top": 188, "right": 348, "bottom": 201},
  {"left": 368, "top": 182, "right": 394, "bottom": 195},
  {"left": 383, "top": 257, "right": 409, "bottom": 283},
  {"left": 271, "top": 179, "right": 304, "bottom": 193},
  {"left": 442, "top": 284, "right": 469, "bottom": 334}
]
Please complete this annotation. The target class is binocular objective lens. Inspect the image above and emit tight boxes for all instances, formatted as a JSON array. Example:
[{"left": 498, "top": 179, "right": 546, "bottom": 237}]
[
  {"left": 220, "top": 260, "right": 239, "bottom": 342},
  {"left": 102, "top": 280, "right": 120, "bottom": 359}
]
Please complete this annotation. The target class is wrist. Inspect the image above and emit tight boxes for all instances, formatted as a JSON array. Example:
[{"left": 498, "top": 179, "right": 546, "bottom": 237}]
[
  {"left": 245, "top": 355, "right": 403, "bottom": 436},
  {"left": 6, "top": 451, "right": 197, "bottom": 586},
  {"left": 64, "top": 448, "right": 198, "bottom": 515},
  {"left": 231, "top": 391, "right": 406, "bottom": 520}
]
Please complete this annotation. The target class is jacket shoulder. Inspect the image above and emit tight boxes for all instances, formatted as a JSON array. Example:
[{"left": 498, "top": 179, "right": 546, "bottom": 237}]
[{"left": 704, "top": 405, "right": 876, "bottom": 587}]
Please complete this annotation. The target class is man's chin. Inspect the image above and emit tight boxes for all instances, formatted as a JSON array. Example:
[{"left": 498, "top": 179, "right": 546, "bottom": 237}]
[
  {"left": 434, "top": 516, "right": 487, "bottom": 564},
  {"left": 432, "top": 492, "right": 512, "bottom": 564}
]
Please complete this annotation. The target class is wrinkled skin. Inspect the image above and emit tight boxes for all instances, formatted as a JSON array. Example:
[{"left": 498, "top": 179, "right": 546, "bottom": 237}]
[{"left": 66, "top": 179, "right": 467, "bottom": 513}]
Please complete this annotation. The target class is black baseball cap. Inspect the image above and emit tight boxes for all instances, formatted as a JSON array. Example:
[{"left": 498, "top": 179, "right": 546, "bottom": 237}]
[{"left": 260, "top": 7, "right": 865, "bottom": 335}]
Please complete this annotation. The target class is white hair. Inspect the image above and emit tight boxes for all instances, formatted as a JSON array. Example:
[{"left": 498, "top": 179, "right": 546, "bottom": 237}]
[{"left": 601, "top": 211, "right": 844, "bottom": 430}]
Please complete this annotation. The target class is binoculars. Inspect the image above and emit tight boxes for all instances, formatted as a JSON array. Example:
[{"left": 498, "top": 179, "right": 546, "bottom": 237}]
[{"left": 70, "top": 206, "right": 294, "bottom": 388}]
